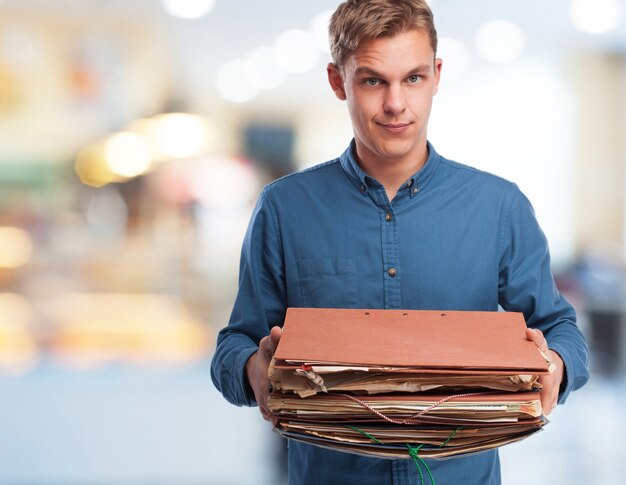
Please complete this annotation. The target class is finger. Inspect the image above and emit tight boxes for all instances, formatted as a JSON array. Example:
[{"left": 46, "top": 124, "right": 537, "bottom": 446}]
[
  {"left": 542, "top": 393, "right": 557, "bottom": 415},
  {"left": 260, "top": 407, "right": 273, "bottom": 421},
  {"left": 525, "top": 327, "right": 540, "bottom": 343},
  {"left": 259, "top": 326, "right": 283, "bottom": 358},
  {"left": 259, "top": 335, "right": 274, "bottom": 358},
  {"left": 540, "top": 388, "right": 550, "bottom": 415},
  {"left": 259, "top": 395, "right": 277, "bottom": 423},
  {"left": 268, "top": 326, "right": 283, "bottom": 351},
  {"left": 526, "top": 328, "right": 547, "bottom": 350}
]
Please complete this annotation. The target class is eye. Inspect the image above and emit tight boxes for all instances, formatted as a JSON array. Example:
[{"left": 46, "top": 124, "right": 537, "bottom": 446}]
[
  {"left": 364, "top": 78, "right": 381, "bottom": 86},
  {"left": 407, "top": 74, "right": 422, "bottom": 83}
]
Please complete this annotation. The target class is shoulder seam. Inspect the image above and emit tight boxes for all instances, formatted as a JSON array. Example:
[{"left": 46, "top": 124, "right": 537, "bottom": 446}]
[
  {"left": 265, "top": 158, "right": 341, "bottom": 190},
  {"left": 438, "top": 158, "right": 515, "bottom": 185}
]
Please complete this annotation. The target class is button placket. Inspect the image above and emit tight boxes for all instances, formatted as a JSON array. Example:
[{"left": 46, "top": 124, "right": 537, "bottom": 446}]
[{"left": 380, "top": 203, "right": 401, "bottom": 309}]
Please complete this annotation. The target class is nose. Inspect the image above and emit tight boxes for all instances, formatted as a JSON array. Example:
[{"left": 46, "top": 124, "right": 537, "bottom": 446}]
[{"left": 383, "top": 84, "right": 405, "bottom": 114}]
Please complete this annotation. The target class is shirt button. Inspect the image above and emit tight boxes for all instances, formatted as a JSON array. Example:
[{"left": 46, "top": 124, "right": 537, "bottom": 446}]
[
  {"left": 385, "top": 212, "right": 392, "bottom": 221},
  {"left": 387, "top": 268, "right": 397, "bottom": 277},
  {"left": 407, "top": 179, "right": 414, "bottom": 187},
  {"left": 412, "top": 186, "right": 419, "bottom": 194},
  {"left": 360, "top": 185, "right": 366, "bottom": 192}
]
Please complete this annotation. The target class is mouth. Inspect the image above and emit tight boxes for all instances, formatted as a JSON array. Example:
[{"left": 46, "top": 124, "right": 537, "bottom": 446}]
[{"left": 377, "top": 122, "right": 412, "bottom": 134}]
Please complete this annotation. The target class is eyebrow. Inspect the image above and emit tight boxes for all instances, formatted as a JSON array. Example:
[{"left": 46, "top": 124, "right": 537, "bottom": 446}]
[{"left": 354, "top": 64, "right": 432, "bottom": 78}]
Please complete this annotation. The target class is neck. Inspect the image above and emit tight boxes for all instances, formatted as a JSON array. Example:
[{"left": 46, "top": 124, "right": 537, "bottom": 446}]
[{"left": 356, "top": 147, "right": 429, "bottom": 201}]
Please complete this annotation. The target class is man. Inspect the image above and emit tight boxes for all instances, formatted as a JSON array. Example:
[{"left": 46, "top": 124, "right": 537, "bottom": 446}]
[{"left": 211, "top": 1, "right": 589, "bottom": 483}]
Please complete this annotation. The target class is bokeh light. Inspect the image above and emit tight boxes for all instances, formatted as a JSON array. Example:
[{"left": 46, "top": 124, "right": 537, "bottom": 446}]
[
  {"left": 246, "top": 46, "right": 287, "bottom": 91},
  {"left": 216, "top": 58, "right": 261, "bottom": 103},
  {"left": 273, "top": 29, "right": 321, "bottom": 74},
  {"left": 143, "top": 113, "right": 215, "bottom": 160},
  {"left": 309, "top": 10, "right": 333, "bottom": 54},
  {"left": 569, "top": 0, "right": 623, "bottom": 35},
  {"left": 75, "top": 142, "right": 120, "bottom": 187},
  {"left": 104, "top": 132, "right": 152, "bottom": 178},
  {"left": 0, "top": 227, "right": 34, "bottom": 269},
  {"left": 161, "top": 0, "right": 216, "bottom": 20},
  {"left": 0, "top": 293, "right": 37, "bottom": 372},
  {"left": 475, "top": 20, "right": 526, "bottom": 63}
]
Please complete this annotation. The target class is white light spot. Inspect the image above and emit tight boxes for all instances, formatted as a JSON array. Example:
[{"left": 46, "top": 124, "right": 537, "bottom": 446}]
[
  {"left": 475, "top": 20, "right": 525, "bottom": 64},
  {"left": 150, "top": 113, "right": 216, "bottom": 159},
  {"left": 309, "top": 10, "right": 334, "bottom": 54},
  {"left": 161, "top": 0, "right": 216, "bottom": 19},
  {"left": 215, "top": 59, "right": 261, "bottom": 103},
  {"left": 569, "top": 0, "right": 622, "bottom": 34},
  {"left": 246, "top": 46, "right": 286, "bottom": 91},
  {"left": 273, "top": 29, "right": 321, "bottom": 73}
]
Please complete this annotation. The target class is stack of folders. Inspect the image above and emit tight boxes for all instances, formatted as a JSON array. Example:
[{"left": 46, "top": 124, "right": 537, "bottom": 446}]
[{"left": 268, "top": 308, "right": 552, "bottom": 459}]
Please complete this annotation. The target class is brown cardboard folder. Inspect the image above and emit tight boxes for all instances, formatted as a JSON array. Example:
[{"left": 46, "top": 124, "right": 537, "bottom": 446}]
[
  {"left": 273, "top": 308, "right": 550, "bottom": 372},
  {"left": 268, "top": 308, "right": 550, "bottom": 459}
]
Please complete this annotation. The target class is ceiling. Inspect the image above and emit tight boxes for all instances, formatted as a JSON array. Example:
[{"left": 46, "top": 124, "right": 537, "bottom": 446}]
[
  {"left": 167, "top": 0, "right": 626, "bottom": 106},
  {"left": 3, "top": 0, "right": 626, "bottom": 108}
]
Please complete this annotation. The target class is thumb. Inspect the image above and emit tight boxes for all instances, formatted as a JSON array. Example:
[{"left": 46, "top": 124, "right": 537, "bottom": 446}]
[
  {"left": 526, "top": 328, "right": 545, "bottom": 348},
  {"left": 268, "top": 326, "right": 283, "bottom": 353},
  {"left": 260, "top": 326, "right": 282, "bottom": 357}
]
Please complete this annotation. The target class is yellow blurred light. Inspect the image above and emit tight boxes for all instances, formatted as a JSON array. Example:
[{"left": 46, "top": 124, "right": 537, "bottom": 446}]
[
  {"left": 0, "top": 227, "right": 33, "bottom": 269},
  {"left": 151, "top": 113, "right": 215, "bottom": 159},
  {"left": 127, "top": 113, "right": 216, "bottom": 161},
  {"left": 0, "top": 293, "right": 33, "bottom": 330},
  {"left": 105, "top": 131, "right": 152, "bottom": 177},
  {"left": 75, "top": 142, "right": 120, "bottom": 187},
  {"left": 0, "top": 293, "right": 37, "bottom": 372},
  {"left": 44, "top": 293, "right": 210, "bottom": 366}
]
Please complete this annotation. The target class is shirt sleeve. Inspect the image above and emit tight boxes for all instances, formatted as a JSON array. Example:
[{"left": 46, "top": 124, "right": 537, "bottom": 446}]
[
  {"left": 210, "top": 187, "right": 287, "bottom": 407},
  {"left": 498, "top": 185, "right": 589, "bottom": 403}
]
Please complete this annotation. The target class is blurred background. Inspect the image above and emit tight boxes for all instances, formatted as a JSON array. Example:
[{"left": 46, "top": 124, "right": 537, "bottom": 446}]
[{"left": 0, "top": 0, "right": 624, "bottom": 483}]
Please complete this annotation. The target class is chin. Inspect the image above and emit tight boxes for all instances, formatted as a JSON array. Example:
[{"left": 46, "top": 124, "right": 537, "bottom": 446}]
[{"left": 378, "top": 143, "right": 414, "bottom": 159}]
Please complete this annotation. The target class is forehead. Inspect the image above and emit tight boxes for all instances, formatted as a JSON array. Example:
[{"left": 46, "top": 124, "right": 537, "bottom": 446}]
[{"left": 345, "top": 29, "right": 435, "bottom": 74}]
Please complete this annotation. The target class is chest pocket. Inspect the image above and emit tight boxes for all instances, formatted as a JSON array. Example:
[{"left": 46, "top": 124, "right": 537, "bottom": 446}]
[{"left": 297, "top": 258, "right": 358, "bottom": 308}]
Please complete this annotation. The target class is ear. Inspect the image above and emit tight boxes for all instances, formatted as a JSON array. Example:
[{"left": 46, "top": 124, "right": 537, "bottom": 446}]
[
  {"left": 327, "top": 63, "right": 347, "bottom": 100},
  {"left": 433, "top": 57, "right": 443, "bottom": 95}
]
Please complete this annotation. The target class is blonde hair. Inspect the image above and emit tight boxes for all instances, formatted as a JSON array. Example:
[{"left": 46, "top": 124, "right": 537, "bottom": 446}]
[{"left": 329, "top": 0, "right": 437, "bottom": 67}]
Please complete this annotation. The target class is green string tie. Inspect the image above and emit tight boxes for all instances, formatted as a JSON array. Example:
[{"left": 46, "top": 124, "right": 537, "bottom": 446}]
[
  {"left": 346, "top": 425, "right": 466, "bottom": 485},
  {"left": 406, "top": 444, "right": 435, "bottom": 485},
  {"left": 347, "top": 425, "right": 386, "bottom": 445},
  {"left": 441, "top": 426, "right": 464, "bottom": 447}
]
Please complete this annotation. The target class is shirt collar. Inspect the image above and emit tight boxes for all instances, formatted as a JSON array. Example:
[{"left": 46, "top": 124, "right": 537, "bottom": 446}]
[{"left": 339, "top": 139, "right": 441, "bottom": 197}]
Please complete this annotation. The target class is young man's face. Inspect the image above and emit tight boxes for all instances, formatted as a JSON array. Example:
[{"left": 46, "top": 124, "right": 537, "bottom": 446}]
[{"left": 328, "top": 29, "right": 442, "bottom": 169}]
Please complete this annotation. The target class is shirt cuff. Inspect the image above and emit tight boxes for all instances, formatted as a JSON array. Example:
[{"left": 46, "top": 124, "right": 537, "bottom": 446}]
[
  {"left": 237, "top": 346, "right": 260, "bottom": 407},
  {"left": 548, "top": 343, "right": 573, "bottom": 404}
]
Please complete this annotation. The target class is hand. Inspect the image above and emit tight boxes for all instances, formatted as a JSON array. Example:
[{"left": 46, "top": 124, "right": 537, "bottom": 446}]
[
  {"left": 526, "top": 328, "right": 564, "bottom": 415},
  {"left": 245, "top": 326, "right": 282, "bottom": 422}
]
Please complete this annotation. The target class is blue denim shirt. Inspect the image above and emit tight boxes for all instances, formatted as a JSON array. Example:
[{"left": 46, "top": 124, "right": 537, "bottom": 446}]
[{"left": 211, "top": 141, "right": 589, "bottom": 485}]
